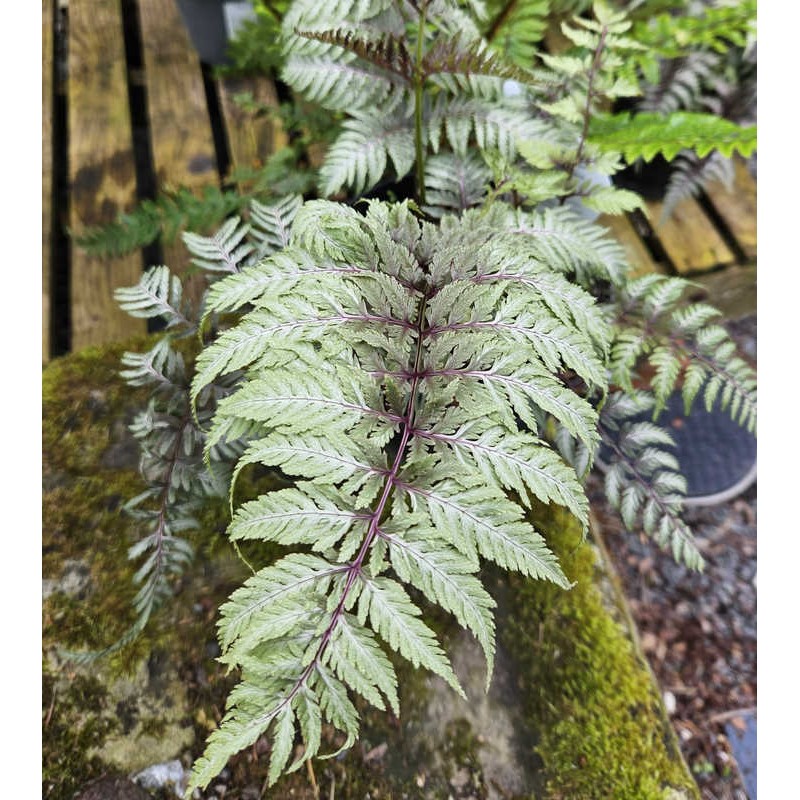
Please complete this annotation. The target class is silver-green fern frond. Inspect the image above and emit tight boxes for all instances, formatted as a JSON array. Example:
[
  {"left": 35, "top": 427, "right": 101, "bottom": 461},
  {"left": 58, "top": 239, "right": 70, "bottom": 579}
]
[
  {"left": 599, "top": 390, "right": 704, "bottom": 570},
  {"left": 610, "top": 274, "right": 757, "bottom": 432},
  {"left": 186, "top": 197, "right": 610, "bottom": 793},
  {"left": 423, "top": 151, "right": 491, "bottom": 217}
]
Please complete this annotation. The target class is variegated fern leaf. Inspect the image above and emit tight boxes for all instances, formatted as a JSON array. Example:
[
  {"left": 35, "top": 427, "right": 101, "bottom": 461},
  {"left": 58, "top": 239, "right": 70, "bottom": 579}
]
[
  {"left": 185, "top": 196, "right": 616, "bottom": 792},
  {"left": 661, "top": 149, "right": 735, "bottom": 217},
  {"left": 67, "top": 197, "right": 305, "bottom": 663},
  {"left": 609, "top": 274, "right": 757, "bottom": 433},
  {"left": 281, "top": 0, "right": 550, "bottom": 198},
  {"left": 597, "top": 390, "right": 704, "bottom": 570}
]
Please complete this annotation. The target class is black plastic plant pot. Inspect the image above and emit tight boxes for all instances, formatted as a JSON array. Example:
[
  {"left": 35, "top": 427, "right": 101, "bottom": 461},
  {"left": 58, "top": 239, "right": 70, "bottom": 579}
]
[
  {"left": 175, "top": 0, "right": 255, "bottom": 66},
  {"left": 600, "top": 391, "right": 757, "bottom": 507}
]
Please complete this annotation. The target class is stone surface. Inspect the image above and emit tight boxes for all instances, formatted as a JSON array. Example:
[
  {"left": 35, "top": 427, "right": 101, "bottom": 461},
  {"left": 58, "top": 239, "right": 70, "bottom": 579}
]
[
  {"left": 43, "top": 340, "right": 699, "bottom": 800},
  {"left": 73, "top": 776, "right": 152, "bottom": 800},
  {"left": 417, "top": 630, "right": 540, "bottom": 799},
  {"left": 86, "top": 654, "right": 195, "bottom": 773}
]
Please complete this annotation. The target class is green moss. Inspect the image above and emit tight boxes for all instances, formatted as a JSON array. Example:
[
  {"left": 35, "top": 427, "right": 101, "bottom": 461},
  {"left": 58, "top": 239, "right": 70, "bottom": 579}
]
[
  {"left": 42, "top": 337, "right": 154, "bottom": 475},
  {"left": 43, "top": 343, "right": 697, "bottom": 799},
  {"left": 42, "top": 670, "right": 120, "bottom": 799},
  {"left": 500, "top": 504, "right": 700, "bottom": 800}
]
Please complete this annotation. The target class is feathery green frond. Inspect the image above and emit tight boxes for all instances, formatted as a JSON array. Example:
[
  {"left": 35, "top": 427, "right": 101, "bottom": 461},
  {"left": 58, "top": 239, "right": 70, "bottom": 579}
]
[
  {"left": 483, "top": 0, "right": 551, "bottom": 68},
  {"left": 588, "top": 111, "right": 757, "bottom": 162}
]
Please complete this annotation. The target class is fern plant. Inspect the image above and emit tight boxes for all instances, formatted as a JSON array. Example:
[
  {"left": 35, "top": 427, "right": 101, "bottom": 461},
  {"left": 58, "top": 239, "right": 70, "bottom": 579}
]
[
  {"left": 185, "top": 197, "right": 610, "bottom": 791},
  {"left": 67, "top": 196, "right": 305, "bottom": 662},
  {"left": 66, "top": 0, "right": 757, "bottom": 792},
  {"left": 182, "top": 191, "right": 756, "bottom": 790},
  {"left": 627, "top": 0, "right": 757, "bottom": 212}
]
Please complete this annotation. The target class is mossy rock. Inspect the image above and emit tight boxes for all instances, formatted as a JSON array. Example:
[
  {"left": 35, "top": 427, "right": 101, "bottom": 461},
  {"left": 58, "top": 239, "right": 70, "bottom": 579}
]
[{"left": 43, "top": 341, "right": 699, "bottom": 800}]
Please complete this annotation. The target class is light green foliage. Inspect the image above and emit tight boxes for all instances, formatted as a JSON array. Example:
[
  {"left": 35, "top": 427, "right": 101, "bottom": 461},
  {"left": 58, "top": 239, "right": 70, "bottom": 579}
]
[
  {"left": 77, "top": 0, "right": 759, "bottom": 793},
  {"left": 632, "top": 0, "right": 756, "bottom": 61},
  {"left": 631, "top": 0, "right": 756, "bottom": 214},
  {"left": 218, "top": 0, "right": 290, "bottom": 76},
  {"left": 588, "top": 111, "right": 757, "bottom": 162},
  {"left": 482, "top": 0, "right": 551, "bottom": 68}
]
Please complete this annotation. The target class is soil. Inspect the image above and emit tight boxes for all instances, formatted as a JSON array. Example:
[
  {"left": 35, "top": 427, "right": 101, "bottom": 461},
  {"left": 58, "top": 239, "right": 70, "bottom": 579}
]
[{"left": 588, "top": 314, "right": 757, "bottom": 800}]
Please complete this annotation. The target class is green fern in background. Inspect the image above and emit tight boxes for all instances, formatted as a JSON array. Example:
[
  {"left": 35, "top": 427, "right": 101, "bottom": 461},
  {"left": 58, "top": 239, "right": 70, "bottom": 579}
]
[{"left": 73, "top": 149, "right": 313, "bottom": 258}]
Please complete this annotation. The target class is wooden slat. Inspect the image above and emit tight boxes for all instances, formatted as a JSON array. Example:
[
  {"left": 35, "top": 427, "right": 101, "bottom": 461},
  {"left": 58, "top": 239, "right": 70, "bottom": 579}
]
[
  {"left": 704, "top": 158, "right": 757, "bottom": 260},
  {"left": 644, "top": 196, "right": 735, "bottom": 274},
  {"left": 68, "top": 0, "right": 145, "bottom": 349},
  {"left": 138, "top": 0, "right": 218, "bottom": 296},
  {"left": 599, "top": 213, "right": 663, "bottom": 278},
  {"left": 217, "top": 74, "right": 288, "bottom": 176},
  {"left": 43, "top": 0, "right": 53, "bottom": 362}
]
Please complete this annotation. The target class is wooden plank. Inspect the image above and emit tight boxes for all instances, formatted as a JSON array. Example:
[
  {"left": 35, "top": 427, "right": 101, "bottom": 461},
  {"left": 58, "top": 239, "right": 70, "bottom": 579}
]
[
  {"left": 68, "top": 0, "right": 145, "bottom": 349},
  {"left": 217, "top": 74, "right": 288, "bottom": 176},
  {"left": 138, "top": 0, "right": 218, "bottom": 301},
  {"left": 644, "top": 196, "right": 735, "bottom": 274},
  {"left": 598, "top": 213, "right": 663, "bottom": 278},
  {"left": 704, "top": 158, "right": 757, "bottom": 260},
  {"left": 43, "top": 0, "right": 53, "bottom": 362}
]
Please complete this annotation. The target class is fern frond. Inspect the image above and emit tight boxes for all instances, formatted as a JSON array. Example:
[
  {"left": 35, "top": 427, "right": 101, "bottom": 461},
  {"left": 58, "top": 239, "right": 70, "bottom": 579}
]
[
  {"left": 187, "top": 198, "right": 618, "bottom": 791},
  {"left": 588, "top": 111, "right": 757, "bottom": 162},
  {"left": 599, "top": 391, "right": 703, "bottom": 570},
  {"left": 119, "top": 337, "right": 187, "bottom": 391},
  {"left": 282, "top": 0, "right": 396, "bottom": 33},
  {"left": 114, "top": 266, "right": 192, "bottom": 329},
  {"left": 248, "top": 194, "right": 304, "bottom": 260},
  {"left": 429, "top": 95, "right": 549, "bottom": 159},
  {"left": 383, "top": 523, "right": 496, "bottom": 680},
  {"left": 611, "top": 275, "right": 757, "bottom": 432},
  {"left": 502, "top": 205, "right": 628, "bottom": 286},
  {"left": 661, "top": 150, "right": 734, "bottom": 217},
  {"left": 639, "top": 50, "right": 723, "bottom": 115},
  {"left": 294, "top": 28, "right": 415, "bottom": 82},
  {"left": 358, "top": 575, "right": 466, "bottom": 696},
  {"left": 283, "top": 49, "right": 408, "bottom": 111},
  {"left": 183, "top": 216, "right": 253, "bottom": 274},
  {"left": 423, "top": 152, "right": 491, "bottom": 217},
  {"left": 424, "top": 33, "right": 534, "bottom": 90},
  {"left": 483, "top": 0, "right": 551, "bottom": 68},
  {"left": 318, "top": 108, "right": 415, "bottom": 196},
  {"left": 633, "top": 1, "right": 756, "bottom": 60},
  {"left": 72, "top": 150, "right": 312, "bottom": 258},
  {"left": 414, "top": 416, "right": 589, "bottom": 524},
  {"left": 396, "top": 476, "right": 569, "bottom": 585}
]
